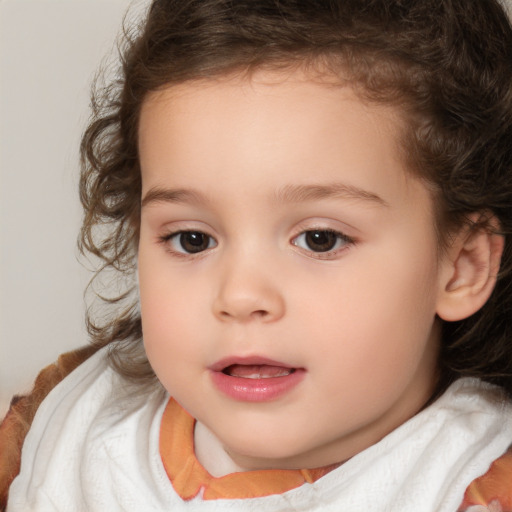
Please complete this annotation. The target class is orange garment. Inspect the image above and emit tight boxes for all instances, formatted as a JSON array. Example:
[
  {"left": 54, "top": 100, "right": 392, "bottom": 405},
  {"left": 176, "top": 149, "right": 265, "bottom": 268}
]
[
  {"left": 159, "top": 398, "right": 338, "bottom": 500},
  {"left": 457, "top": 445, "right": 512, "bottom": 511}
]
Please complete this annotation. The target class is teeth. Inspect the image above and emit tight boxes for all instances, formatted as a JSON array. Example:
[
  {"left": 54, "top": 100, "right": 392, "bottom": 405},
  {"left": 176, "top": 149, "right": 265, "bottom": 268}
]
[
  {"left": 243, "top": 369, "right": 292, "bottom": 379},
  {"left": 224, "top": 364, "right": 294, "bottom": 379}
]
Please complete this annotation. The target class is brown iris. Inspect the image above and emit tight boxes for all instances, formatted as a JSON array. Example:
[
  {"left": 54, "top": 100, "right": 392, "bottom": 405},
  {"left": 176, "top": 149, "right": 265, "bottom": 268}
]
[
  {"left": 179, "top": 231, "right": 211, "bottom": 253},
  {"left": 304, "top": 230, "right": 339, "bottom": 252}
]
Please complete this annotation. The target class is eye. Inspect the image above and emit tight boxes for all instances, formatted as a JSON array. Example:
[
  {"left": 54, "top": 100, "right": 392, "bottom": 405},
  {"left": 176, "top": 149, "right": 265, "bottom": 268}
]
[
  {"left": 162, "top": 230, "right": 217, "bottom": 254},
  {"left": 292, "top": 229, "right": 352, "bottom": 254}
]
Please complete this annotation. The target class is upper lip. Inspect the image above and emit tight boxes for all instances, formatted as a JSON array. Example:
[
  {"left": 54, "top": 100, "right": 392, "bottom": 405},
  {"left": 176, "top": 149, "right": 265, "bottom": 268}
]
[{"left": 209, "top": 356, "right": 298, "bottom": 372}]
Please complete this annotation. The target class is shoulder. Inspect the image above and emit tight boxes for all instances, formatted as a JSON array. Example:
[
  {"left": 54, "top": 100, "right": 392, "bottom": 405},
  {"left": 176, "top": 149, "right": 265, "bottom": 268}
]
[
  {"left": 4, "top": 346, "right": 170, "bottom": 512},
  {"left": 0, "top": 344, "right": 100, "bottom": 511},
  {"left": 458, "top": 444, "right": 512, "bottom": 512}
]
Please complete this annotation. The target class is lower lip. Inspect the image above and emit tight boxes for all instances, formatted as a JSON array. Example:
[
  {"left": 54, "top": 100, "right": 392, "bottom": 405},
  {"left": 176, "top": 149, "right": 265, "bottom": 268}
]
[{"left": 210, "top": 369, "right": 305, "bottom": 402}]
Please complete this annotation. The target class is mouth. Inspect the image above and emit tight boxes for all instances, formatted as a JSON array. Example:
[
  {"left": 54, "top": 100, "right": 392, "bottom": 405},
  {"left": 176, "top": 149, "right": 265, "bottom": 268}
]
[
  {"left": 209, "top": 356, "right": 305, "bottom": 402},
  {"left": 222, "top": 364, "right": 296, "bottom": 379},
  {"left": 210, "top": 356, "right": 299, "bottom": 378}
]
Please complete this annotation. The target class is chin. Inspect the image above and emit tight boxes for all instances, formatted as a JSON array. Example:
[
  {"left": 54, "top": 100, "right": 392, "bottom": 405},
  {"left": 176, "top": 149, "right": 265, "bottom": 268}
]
[{"left": 221, "top": 434, "right": 320, "bottom": 470}]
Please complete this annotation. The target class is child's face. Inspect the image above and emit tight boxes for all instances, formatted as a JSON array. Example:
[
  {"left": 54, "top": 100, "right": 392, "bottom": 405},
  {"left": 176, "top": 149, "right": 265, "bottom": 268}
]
[{"left": 138, "top": 70, "right": 445, "bottom": 470}]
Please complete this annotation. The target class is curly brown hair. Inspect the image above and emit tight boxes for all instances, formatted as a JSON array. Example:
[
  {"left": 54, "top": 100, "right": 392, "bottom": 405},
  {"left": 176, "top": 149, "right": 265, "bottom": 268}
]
[{"left": 79, "top": 0, "right": 512, "bottom": 395}]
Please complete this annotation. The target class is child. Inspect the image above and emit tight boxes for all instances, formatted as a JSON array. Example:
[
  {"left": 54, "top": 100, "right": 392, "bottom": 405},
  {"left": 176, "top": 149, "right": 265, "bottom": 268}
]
[{"left": 2, "top": 0, "right": 512, "bottom": 510}]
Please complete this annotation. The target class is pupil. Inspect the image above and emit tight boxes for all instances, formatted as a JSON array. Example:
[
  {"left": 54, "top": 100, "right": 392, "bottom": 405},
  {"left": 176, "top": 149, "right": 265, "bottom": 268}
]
[
  {"left": 305, "top": 230, "right": 337, "bottom": 252},
  {"left": 180, "top": 232, "right": 208, "bottom": 253}
]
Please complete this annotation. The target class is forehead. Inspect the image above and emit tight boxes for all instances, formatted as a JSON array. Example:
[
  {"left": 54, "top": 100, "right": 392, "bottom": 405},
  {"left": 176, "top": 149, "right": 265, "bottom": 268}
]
[
  {"left": 139, "top": 68, "right": 405, "bottom": 139},
  {"left": 138, "top": 69, "right": 430, "bottom": 219},
  {"left": 140, "top": 69, "right": 404, "bottom": 132}
]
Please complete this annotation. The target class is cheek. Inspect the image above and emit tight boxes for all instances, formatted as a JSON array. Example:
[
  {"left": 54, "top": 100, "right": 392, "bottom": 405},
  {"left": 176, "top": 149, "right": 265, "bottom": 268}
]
[
  {"left": 140, "top": 297, "right": 202, "bottom": 397},
  {"left": 137, "top": 253, "right": 205, "bottom": 386},
  {"left": 140, "top": 282, "right": 199, "bottom": 352},
  {"left": 299, "top": 244, "right": 440, "bottom": 385},
  {"left": 138, "top": 242, "right": 207, "bottom": 334}
]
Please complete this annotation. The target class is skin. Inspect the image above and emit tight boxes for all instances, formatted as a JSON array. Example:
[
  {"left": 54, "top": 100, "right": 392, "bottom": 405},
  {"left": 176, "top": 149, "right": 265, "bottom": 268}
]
[{"left": 137, "top": 70, "right": 452, "bottom": 476}]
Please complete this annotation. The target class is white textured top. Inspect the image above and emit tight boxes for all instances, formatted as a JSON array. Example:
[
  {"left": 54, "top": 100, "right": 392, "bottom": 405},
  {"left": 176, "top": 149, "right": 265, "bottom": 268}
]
[{"left": 7, "top": 346, "right": 512, "bottom": 512}]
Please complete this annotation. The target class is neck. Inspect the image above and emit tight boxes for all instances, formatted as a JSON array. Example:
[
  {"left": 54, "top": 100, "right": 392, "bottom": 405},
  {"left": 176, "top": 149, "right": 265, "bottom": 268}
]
[{"left": 194, "top": 421, "right": 246, "bottom": 477}]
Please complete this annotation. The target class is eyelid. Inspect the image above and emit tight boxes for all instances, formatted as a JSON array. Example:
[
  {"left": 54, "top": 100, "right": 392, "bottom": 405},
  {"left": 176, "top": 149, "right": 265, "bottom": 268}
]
[
  {"left": 158, "top": 228, "right": 218, "bottom": 257},
  {"left": 290, "top": 226, "right": 355, "bottom": 259}
]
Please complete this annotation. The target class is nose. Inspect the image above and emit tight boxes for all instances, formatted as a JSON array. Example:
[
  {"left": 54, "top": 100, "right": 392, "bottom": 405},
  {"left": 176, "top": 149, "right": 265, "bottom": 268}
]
[{"left": 212, "top": 256, "right": 285, "bottom": 323}]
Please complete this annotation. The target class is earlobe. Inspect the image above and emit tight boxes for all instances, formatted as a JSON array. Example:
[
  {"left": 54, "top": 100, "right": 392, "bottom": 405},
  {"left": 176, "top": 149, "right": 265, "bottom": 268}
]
[{"left": 436, "top": 214, "right": 504, "bottom": 322}]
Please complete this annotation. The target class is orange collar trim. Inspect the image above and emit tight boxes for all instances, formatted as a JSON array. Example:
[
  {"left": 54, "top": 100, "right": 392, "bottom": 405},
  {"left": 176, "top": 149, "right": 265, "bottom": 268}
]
[{"left": 159, "top": 398, "right": 337, "bottom": 500}]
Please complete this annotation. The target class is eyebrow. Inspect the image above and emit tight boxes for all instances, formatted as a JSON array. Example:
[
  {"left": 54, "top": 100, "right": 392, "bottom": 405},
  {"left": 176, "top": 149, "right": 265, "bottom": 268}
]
[
  {"left": 273, "top": 183, "right": 389, "bottom": 207},
  {"left": 141, "top": 187, "right": 209, "bottom": 208},
  {"left": 141, "top": 182, "right": 389, "bottom": 208}
]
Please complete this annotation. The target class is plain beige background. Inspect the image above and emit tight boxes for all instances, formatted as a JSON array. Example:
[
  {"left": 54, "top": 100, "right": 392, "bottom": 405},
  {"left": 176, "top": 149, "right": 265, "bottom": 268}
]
[
  {"left": 0, "top": 0, "right": 511, "bottom": 418},
  {"left": 0, "top": 0, "right": 149, "bottom": 416}
]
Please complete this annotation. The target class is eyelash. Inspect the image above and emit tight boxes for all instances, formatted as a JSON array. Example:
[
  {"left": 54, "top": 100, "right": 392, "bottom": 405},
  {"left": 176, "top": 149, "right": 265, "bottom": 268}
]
[
  {"left": 157, "top": 228, "right": 355, "bottom": 259},
  {"left": 158, "top": 230, "right": 218, "bottom": 258},
  {"left": 290, "top": 228, "right": 354, "bottom": 259}
]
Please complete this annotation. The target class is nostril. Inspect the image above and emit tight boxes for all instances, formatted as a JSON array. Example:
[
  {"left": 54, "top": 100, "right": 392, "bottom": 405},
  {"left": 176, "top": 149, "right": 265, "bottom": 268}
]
[
  {"left": 252, "top": 310, "right": 269, "bottom": 318},
  {"left": 219, "top": 309, "right": 268, "bottom": 319},
  {"left": 213, "top": 290, "right": 285, "bottom": 322}
]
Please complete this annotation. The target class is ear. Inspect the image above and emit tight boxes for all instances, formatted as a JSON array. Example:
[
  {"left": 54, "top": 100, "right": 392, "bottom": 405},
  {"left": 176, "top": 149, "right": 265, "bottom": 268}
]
[{"left": 436, "top": 213, "right": 504, "bottom": 322}]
